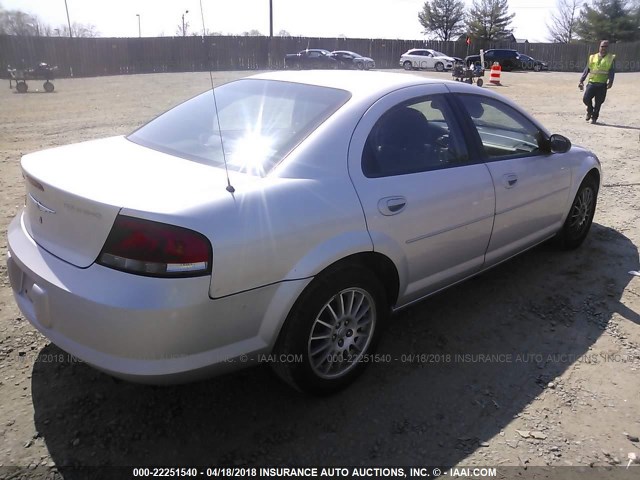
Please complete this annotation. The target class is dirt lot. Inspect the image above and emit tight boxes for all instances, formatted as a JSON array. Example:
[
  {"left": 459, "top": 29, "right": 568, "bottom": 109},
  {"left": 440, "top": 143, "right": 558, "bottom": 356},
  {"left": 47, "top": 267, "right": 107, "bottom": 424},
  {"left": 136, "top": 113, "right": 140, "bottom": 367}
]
[{"left": 0, "top": 70, "right": 639, "bottom": 478}]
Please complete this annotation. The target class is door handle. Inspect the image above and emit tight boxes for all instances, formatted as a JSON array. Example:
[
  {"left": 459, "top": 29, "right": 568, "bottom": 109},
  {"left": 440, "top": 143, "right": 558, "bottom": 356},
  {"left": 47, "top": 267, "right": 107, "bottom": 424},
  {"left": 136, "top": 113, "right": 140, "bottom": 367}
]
[
  {"left": 378, "top": 196, "right": 407, "bottom": 216},
  {"left": 503, "top": 173, "right": 518, "bottom": 188}
]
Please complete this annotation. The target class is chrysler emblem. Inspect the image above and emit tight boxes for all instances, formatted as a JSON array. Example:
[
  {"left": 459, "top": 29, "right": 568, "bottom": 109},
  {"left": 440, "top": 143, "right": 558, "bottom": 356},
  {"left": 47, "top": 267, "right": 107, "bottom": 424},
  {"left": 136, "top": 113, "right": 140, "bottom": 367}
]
[{"left": 28, "top": 193, "right": 56, "bottom": 214}]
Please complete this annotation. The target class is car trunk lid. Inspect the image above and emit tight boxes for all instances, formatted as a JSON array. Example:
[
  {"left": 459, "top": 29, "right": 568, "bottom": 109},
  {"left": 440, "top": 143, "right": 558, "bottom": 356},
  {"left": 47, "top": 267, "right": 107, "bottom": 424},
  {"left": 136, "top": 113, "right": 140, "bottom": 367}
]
[{"left": 21, "top": 136, "right": 246, "bottom": 268}]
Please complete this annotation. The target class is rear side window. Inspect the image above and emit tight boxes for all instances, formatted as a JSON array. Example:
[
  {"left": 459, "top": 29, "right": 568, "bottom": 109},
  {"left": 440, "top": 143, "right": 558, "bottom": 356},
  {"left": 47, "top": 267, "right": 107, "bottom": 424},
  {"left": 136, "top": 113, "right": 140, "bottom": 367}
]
[
  {"left": 362, "top": 95, "right": 468, "bottom": 178},
  {"left": 458, "top": 94, "right": 545, "bottom": 160}
]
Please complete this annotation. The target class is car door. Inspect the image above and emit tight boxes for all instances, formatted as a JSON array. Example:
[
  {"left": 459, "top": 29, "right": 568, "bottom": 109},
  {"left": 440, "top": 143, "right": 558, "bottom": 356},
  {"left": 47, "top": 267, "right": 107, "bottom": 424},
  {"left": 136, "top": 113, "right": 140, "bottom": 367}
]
[
  {"left": 410, "top": 51, "right": 425, "bottom": 69},
  {"left": 340, "top": 53, "right": 354, "bottom": 69},
  {"left": 423, "top": 51, "right": 435, "bottom": 69},
  {"left": 348, "top": 85, "right": 495, "bottom": 307},
  {"left": 333, "top": 52, "right": 347, "bottom": 68},
  {"left": 508, "top": 53, "right": 520, "bottom": 70},
  {"left": 306, "top": 51, "right": 321, "bottom": 68},
  {"left": 448, "top": 89, "right": 572, "bottom": 266}
]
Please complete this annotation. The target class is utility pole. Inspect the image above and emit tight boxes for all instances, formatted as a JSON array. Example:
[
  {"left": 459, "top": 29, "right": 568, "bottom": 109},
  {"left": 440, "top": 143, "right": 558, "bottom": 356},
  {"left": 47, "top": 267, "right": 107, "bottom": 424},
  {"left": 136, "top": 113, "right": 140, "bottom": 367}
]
[
  {"left": 64, "top": 0, "right": 72, "bottom": 37},
  {"left": 269, "top": 0, "right": 273, "bottom": 37},
  {"left": 182, "top": 10, "right": 189, "bottom": 37},
  {"left": 136, "top": 14, "right": 141, "bottom": 37}
]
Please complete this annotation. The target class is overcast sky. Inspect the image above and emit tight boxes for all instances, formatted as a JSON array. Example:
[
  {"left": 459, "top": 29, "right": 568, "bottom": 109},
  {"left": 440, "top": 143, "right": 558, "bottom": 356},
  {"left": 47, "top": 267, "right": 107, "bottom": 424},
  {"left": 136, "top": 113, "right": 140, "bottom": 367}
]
[{"left": 3, "top": 0, "right": 557, "bottom": 42}]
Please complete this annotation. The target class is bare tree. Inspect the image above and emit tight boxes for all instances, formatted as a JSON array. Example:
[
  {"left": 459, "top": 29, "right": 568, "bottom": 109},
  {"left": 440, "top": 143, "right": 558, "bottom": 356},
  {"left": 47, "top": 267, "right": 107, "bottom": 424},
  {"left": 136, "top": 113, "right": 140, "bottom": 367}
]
[
  {"left": 176, "top": 21, "right": 189, "bottom": 37},
  {"left": 242, "top": 29, "right": 263, "bottom": 36},
  {"left": 547, "top": 0, "right": 581, "bottom": 43},
  {"left": 0, "top": 8, "right": 40, "bottom": 35},
  {"left": 60, "top": 22, "right": 99, "bottom": 38},
  {"left": 0, "top": 5, "right": 98, "bottom": 37}
]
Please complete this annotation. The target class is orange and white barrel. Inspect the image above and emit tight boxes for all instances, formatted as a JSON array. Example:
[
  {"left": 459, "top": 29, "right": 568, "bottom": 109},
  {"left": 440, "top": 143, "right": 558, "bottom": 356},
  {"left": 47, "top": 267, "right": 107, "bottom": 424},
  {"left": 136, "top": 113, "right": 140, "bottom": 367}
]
[{"left": 489, "top": 62, "right": 502, "bottom": 85}]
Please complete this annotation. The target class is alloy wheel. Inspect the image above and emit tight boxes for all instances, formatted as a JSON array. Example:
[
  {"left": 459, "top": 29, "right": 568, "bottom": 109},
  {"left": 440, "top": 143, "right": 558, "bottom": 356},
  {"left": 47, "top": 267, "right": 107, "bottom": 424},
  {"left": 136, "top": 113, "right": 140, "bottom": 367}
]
[
  {"left": 307, "top": 287, "right": 376, "bottom": 379},
  {"left": 569, "top": 186, "right": 594, "bottom": 237}
]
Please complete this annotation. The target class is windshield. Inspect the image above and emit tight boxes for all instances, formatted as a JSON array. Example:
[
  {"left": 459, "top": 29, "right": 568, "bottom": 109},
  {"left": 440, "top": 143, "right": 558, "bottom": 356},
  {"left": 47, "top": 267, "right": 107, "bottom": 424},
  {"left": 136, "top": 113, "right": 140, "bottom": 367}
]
[
  {"left": 432, "top": 51, "right": 447, "bottom": 57},
  {"left": 128, "top": 79, "right": 350, "bottom": 176}
]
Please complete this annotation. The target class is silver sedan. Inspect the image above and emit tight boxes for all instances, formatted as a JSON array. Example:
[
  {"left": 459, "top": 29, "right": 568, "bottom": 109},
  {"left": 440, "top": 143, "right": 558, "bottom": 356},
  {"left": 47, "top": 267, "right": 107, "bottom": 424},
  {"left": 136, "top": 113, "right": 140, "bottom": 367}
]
[{"left": 7, "top": 71, "right": 601, "bottom": 394}]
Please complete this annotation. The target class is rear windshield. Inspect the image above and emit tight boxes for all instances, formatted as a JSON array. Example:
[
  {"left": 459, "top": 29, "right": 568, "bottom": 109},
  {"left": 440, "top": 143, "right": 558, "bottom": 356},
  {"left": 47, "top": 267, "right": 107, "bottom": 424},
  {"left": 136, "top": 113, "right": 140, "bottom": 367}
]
[{"left": 128, "top": 79, "right": 351, "bottom": 176}]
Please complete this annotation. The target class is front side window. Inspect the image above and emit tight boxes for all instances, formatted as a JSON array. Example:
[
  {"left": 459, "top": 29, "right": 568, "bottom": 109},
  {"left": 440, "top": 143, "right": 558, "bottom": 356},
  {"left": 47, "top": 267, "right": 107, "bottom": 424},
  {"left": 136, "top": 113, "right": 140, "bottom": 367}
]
[
  {"left": 128, "top": 79, "right": 350, "bottom": 176},
  {"left": 362, "top": 95, "right": 468, "bottom": 178},
  {"left": 458, "top": 94, "right": 545, "bottom": 160}
]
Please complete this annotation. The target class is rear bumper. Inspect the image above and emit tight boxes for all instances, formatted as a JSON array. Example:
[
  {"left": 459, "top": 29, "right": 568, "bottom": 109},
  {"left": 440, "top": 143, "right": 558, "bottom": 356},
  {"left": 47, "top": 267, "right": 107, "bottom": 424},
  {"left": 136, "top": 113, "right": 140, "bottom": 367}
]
[{"left": 7, "top": 212, "right": 310, "bottom": 384}]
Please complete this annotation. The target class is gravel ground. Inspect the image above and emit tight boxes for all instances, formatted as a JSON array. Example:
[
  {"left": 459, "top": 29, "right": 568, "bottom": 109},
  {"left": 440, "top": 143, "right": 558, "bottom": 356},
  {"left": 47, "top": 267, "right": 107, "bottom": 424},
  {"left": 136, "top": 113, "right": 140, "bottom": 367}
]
[{"left": 0, "top": 69, "right": 639, "bottom": 479}]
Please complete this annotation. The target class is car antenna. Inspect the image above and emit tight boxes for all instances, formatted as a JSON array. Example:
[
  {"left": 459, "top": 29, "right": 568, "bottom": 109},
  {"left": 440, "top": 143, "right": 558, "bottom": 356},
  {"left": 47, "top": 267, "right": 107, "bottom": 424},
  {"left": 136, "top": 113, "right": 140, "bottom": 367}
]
[{"left": 199, "top": 0, "right": 235, "bottom": 194}]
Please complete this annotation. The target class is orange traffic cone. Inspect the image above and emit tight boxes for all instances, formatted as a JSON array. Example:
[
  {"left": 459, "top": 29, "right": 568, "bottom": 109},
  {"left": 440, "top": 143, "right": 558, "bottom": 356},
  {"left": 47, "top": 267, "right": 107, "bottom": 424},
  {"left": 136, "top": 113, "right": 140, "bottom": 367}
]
[{"left": 489, "top": 62, "right": 502, "bottom": 86}]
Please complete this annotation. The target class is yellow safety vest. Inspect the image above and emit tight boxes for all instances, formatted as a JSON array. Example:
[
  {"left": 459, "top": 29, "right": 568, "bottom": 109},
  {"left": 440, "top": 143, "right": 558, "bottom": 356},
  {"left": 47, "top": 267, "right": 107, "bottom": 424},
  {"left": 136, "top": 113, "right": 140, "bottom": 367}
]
[{"left": 588, "top": 53, "right": 615, "bottom": 84}]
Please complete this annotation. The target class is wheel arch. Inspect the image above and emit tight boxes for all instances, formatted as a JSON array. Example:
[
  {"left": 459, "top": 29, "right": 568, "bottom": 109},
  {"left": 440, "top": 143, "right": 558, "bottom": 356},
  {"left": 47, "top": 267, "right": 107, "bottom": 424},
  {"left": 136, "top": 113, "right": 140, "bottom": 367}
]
[
  {"left": 560, "top": 150, "right": 602, "bottom": 224},
  {"left": 269, "top": 251, "right": 398, "bottom": 393},
  {"left": 555, "top": 166, "right": 600, "bottom": 249},
  {"left": 569, "top": 165, "right": 601, "bottom": 212},
  {"left": 584, "top": 167, "right": 601, "bottom": 190},
  {"left": 270, "top": 251, "right": 400, "bottom": 349},
  {"left": 319, "top": 252, "right": 400, "bottom": 308}
]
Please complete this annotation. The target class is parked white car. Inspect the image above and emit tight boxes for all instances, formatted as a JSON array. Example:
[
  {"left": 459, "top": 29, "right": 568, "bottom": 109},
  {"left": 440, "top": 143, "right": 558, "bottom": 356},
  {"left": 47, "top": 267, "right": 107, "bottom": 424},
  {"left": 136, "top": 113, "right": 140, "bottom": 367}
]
[
  {"left": 7, "top": 71, "right": 601, "bottom": 394},
  {"left": 400, "top": 49, "right": 456, "bottom": 71}
]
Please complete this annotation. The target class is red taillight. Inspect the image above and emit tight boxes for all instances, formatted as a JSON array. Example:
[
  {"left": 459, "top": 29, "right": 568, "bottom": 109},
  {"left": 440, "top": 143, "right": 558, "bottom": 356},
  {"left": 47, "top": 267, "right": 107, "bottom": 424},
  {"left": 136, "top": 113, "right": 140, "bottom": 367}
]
[{"left": 97, "top": 215, "right": 212, "bottom": 277}]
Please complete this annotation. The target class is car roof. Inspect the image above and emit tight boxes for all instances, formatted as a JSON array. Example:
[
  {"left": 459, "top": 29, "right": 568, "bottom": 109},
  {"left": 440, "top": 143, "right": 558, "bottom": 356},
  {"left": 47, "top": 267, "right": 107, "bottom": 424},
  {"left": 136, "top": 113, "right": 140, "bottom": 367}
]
[
  {"left": 227, "top": 71, "right": 538, "bottom": 147},
  {"left": 247, "top": 70, "right": 457, "bottom": 101}
]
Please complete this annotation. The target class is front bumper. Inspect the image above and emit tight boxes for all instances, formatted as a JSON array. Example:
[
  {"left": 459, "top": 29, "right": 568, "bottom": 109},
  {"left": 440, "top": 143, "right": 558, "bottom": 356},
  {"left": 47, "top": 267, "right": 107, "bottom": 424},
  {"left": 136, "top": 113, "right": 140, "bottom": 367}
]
[{"left": 7, "top": 212, "right": 310, "bottom": 383}]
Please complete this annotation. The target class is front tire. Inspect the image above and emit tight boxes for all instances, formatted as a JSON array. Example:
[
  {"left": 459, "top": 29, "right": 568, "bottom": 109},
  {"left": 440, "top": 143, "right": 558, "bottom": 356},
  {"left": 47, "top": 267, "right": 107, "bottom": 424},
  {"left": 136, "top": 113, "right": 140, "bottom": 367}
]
[
  {"left": 272, "top": 266, "right": 388, "bottom": 395},
  {"left": 435, "top": 62, "right": 444, "bottom": 72},
  {"left": 556, "top": 176, "right": 598, "bottom": 249}
]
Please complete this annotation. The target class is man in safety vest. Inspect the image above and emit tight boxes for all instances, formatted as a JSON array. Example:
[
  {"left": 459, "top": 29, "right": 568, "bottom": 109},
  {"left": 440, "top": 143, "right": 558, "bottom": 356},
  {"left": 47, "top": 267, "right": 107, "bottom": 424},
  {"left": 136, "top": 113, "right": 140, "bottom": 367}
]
[{"left": 578, "top": 40, "right": 615, "bottom": 124}]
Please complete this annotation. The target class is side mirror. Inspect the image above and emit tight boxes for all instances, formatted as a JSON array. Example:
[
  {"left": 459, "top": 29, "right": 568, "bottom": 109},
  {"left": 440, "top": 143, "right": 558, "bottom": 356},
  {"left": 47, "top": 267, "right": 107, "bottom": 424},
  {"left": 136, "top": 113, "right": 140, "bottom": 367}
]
[{"left": 549, "top": 134, "right": 571, "bottom": 153}]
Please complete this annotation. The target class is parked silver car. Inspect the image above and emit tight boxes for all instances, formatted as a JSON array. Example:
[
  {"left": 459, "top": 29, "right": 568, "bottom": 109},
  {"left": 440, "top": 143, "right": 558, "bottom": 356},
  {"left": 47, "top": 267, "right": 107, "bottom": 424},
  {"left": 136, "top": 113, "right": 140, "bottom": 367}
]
[{"left": 7, "top": 71, "right": 600, "bottom": 394}]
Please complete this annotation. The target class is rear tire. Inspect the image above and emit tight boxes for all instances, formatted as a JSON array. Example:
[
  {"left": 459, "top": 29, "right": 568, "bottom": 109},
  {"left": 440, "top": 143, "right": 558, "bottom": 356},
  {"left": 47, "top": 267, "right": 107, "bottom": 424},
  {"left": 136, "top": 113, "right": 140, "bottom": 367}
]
[
  {"left": 403, "top": 61, "right": 413, "bottom": 71},
  {"left": 476, "top": 78, "right": 484, "bottom": 87},
  {"left": 272, "top": 265, "right": 388, "bottom": 395},
  {"left": 556, "top": 175, "right": 598, "bottom": 249}
]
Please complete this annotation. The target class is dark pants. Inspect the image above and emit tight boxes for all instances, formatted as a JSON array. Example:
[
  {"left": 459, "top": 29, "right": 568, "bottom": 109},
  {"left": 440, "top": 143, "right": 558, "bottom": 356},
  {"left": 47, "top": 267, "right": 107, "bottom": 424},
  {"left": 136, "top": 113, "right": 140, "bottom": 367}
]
[{"left": 583, "top": 82, "right": 607, "bottom": 119}]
